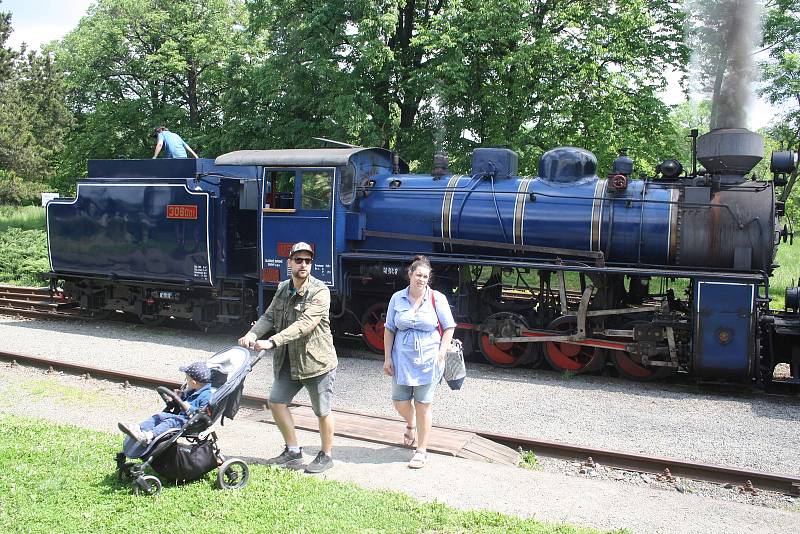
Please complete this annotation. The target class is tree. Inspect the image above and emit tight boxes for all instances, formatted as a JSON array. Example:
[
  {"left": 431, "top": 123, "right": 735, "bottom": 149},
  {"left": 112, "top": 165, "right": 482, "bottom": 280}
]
[
  {"left": 53, "top": 0, "right": 250, "bottom": 181},
  {"left": 435, "top": 0, "right": 689, "bottom": 174},
  {"left": 0, "top": 48, "right": 72, "bottom": 191},
  {"left": 246, "top": 0, "right": 688, "bottom": 174},
  {"left": 0, "top": 1, "right": 16, "bottom": 80},
  {"left": 760, "top": 0, "right": 800, "bottom": 140}
]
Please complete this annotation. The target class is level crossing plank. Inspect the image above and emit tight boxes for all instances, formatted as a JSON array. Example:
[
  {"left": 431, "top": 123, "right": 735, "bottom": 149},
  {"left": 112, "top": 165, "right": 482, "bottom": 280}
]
[{"left": 244, "top": 405, "right": 519, "bottom": 466}]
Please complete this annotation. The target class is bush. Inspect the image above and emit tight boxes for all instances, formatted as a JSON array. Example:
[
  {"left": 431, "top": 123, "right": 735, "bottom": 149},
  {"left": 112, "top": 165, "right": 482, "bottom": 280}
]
[
  {"left": 0, "top": 169, "right": 50, "bottom": 205},
  {"left": 0, "top": 227, "right": 49, "bottom": 285}
]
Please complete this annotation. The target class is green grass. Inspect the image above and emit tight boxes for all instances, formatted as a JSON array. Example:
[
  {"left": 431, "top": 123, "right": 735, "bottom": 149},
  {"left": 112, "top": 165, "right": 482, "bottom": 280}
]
[
  {"left": 519, "top": 450, "right": 542, "bottom": 471},
  {"left": 19, "top": 379, "right": 104, "bottom": 407},
  {"left": 771, "top": 240, "right": 800, "bottom": 307},
  {"left": 0, "top": 415, "right": 612, "bottom": 534},
  {"left": 0, "top": 205, "right": 45, "bottom": 233}
]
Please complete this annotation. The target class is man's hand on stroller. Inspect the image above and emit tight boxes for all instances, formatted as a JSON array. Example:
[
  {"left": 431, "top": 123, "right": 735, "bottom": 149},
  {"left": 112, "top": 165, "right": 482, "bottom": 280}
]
[
  {"left": 238, "top": 332, "right": 273, "bottom": 351},
  {"left": 238, "top": 332, "right": 257, "bottom": 349},
  {"left": 254, "top": 339, "right": 274, "bottom": 351}
]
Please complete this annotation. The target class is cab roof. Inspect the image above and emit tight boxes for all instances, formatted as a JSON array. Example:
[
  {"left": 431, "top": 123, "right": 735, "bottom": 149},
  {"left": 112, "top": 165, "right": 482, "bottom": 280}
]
[{"left": 214, "top": 148, "right": 406, "bottom": 170}]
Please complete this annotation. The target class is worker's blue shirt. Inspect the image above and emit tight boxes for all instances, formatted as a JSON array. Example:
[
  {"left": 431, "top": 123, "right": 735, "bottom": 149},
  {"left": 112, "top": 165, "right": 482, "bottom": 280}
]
[
  {"left": 384, "top": 286, "right": 456, "bottom": 386},
  {"left": 158, "top": 131, "right": 189, "bottom": 158},
  {"left": 181, "top": 383, "right": 212, "bottom": 414}
]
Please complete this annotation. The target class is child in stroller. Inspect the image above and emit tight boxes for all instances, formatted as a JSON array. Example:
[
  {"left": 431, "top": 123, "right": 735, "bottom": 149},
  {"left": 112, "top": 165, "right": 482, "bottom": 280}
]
[
  {"left": 116, "top": 346, "right": 265, "bottom": 495},
  {"left": 118, "top": 361, "right": 213, "bottom": 445}
]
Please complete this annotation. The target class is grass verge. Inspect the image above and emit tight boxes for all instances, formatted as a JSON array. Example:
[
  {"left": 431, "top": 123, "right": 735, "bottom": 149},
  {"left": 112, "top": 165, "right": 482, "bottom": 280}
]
[
  {"left": 0, "top": 415, "right": 612, "bottom": 534},
  {"left": 0, "top": 205, "right": 45, "bottom": 233}
]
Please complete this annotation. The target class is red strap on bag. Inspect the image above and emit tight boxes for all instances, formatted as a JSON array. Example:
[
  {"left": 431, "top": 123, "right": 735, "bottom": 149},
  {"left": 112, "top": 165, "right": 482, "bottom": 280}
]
[{"left": 430, "top": 290, "right": 444, "bottom": 337}]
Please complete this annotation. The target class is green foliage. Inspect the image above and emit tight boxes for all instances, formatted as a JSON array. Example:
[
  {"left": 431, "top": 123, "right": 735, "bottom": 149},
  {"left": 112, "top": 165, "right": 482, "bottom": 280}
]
[
  {"left": 53, "top": 0, "right": 250, "bottom": 184},
  {"left": 0, "top": 415, "right": 606, "bottom": 534},
  {"left": 0, "top": 204, "right": 45, "bottom": 232},
  {"left": 771, "top": 240, "right": 800, "bottom": 309},
  {"left": 760, "top": 0, "right": 800, "bottom": 137},
  {"left": 0, "top": 170, "right": 50, "bottom": 205},
  {"left": 0, "top": 227, "right": 48, "bottom": 285},
  {"left": 0, "top": 1, "right": 15, "bottom": 80},
  {"left": 519, "top": 449, "right": 542, "bottom": 471},
  {"left": 0, "top": 48, "right": 72, "bottom": 186},
  {"left": 243, "top": 0, "right": 689, "bottom": 175}
]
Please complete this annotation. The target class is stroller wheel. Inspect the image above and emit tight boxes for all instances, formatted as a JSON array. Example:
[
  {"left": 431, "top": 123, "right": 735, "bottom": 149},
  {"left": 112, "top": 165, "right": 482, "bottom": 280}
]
[
  {"left": 217, "top": 459, "right": 249, "bottom": 490},
  {"left": 133, "top": 475, "right": 162, "bottom": 496}
]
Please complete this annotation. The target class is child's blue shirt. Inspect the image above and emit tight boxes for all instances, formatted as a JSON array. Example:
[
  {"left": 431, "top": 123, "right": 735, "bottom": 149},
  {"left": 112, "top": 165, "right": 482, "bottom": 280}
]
[{"left": 181, "top": 383, "right": 212, "bottom": 414}]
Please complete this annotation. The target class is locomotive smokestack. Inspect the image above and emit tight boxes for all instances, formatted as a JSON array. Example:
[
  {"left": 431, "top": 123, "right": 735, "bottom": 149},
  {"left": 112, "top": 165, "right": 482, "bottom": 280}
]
[{"left": 696, "top": 127, "right": 763, "bottom": 182}]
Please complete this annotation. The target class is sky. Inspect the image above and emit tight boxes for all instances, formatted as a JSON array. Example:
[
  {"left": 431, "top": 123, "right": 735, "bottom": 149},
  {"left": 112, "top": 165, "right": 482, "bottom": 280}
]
[{"left": 2, "top": 0, "right": 780, "bottom": 130}]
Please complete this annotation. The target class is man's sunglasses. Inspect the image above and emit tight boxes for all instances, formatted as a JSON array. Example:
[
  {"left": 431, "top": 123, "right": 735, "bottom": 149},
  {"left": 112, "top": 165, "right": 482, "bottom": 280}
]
[{"left": 293, "top": 257, "right": 313, "bottom": 265}]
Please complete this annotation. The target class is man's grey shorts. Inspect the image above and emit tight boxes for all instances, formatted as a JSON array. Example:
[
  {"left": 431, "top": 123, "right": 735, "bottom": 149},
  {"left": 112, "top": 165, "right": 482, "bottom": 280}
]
[{"left": 269, "top": 363, "right": 336, "bottom": 417}]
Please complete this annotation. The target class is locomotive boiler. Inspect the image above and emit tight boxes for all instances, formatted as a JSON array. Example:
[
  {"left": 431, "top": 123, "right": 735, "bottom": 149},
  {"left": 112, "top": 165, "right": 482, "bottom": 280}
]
[{"left": 46, "top": 127, "right": 800, "bottom": 387}]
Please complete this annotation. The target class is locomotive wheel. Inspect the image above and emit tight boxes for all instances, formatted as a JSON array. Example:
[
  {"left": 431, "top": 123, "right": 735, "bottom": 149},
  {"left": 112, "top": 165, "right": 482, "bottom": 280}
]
[
  {"left": 610, "top": 321, "right": 677, "bottom": 382},
  {"left": 361, "top": 302, "right": 387, "bottom": 354},
  {"left": 544, "top": 316, "right": 605, "bottom": 373},
  {"left": 478, "top": 312, "right": 540, "bottom": 368}
]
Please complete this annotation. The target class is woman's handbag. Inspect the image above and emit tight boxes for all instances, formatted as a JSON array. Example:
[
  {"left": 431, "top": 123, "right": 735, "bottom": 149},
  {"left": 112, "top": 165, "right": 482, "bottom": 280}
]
[{"left": 431, "top": 292, "right": 466, "bottom": 390}]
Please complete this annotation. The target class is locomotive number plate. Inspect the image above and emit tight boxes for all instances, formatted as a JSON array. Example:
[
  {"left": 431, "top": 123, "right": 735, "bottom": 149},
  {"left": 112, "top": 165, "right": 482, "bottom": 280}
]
[{"left": 166, "top": 204, "right": 198, "bottom": 219}]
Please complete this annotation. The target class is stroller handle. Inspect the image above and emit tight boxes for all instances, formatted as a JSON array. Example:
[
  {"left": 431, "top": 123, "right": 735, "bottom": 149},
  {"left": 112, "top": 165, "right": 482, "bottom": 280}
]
[{"left": 250, "top": 348, "right": 272, "bottom": 367}]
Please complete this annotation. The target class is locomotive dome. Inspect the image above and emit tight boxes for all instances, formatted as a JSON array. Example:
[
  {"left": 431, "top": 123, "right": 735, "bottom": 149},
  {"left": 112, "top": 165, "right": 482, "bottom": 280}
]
[{"left": 538, "top": 147, "right": 597, "bottom": 183}]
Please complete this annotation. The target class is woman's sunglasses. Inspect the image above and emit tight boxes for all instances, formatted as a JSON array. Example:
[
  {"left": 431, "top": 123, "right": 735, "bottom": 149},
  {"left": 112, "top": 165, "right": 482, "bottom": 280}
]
[{"left": 293, "top": 257, "right": 313, "bottom": 265}]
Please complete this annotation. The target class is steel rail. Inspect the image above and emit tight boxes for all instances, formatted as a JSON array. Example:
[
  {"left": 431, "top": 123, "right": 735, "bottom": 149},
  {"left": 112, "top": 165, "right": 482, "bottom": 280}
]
[{"left": 2, "top": 350, "right": 798, "bottom": 496}]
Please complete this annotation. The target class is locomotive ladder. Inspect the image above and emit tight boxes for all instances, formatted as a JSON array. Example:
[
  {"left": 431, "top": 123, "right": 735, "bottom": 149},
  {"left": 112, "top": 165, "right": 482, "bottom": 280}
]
[{"left": 214, "top": 279, "right": 246, "bottom": 321}]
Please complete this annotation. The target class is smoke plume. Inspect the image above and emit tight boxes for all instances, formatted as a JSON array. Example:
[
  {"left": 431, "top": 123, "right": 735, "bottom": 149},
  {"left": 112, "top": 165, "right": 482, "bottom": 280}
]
[
  {"left": 691, "top": 0, "right": 761, "bottom": 129},
  {"left": 710, "top": 0, "right": 760, "bottom": 129}
]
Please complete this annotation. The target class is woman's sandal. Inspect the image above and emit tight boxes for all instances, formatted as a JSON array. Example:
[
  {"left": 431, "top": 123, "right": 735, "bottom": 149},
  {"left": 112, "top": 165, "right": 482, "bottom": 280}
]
[
  {"left": 403, "top": 426, "right": 417, "bottom": 447},
  {"left": 408, "top": 449, "right": 427, "bottom": 469}
]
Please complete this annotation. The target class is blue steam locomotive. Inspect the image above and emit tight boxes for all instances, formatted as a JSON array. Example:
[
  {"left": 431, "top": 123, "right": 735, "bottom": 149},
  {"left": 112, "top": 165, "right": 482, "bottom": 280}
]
[{"left": 46, "top": 128, "right": 800, "bottom": 386}]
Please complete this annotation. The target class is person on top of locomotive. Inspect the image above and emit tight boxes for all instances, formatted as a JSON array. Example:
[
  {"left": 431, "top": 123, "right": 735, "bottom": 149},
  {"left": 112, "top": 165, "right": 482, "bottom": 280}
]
[
  {"left": 152, "top": 126, "right": 198, "bottom": 159},
  {"left": 237, "top": 241, "right": 338, "bottom": 474}
]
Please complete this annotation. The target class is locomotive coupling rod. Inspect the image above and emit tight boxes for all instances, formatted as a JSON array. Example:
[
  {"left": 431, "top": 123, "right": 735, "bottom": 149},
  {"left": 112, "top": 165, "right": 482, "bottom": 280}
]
[{"left": 492, "top": 334, "right": 632, "bottom": 352}]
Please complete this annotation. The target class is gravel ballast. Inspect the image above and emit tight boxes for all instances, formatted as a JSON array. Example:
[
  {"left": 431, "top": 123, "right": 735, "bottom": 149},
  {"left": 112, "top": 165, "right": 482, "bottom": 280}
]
[{"left": 2, "top": 315, "right": 799, "bottom": 533}]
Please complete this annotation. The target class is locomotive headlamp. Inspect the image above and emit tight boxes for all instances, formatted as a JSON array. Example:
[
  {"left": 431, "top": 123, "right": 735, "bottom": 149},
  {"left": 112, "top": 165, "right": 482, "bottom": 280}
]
[
  {"left": 770, "top": 150, "right": 797, "bottom": 174},
  {"left": 716, "top": 327, "right": 733, "bottom": 345},
  {"left": 657, "top": 159, "right": 683, "bottom": 179}
]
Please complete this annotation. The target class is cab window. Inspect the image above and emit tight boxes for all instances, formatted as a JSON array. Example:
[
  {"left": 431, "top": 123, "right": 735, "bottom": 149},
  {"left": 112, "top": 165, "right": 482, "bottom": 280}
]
[
  {"left": 301, "top": 170, "right": 332, "bottom": 210},
  {"left": 264, "top": 170, "right": 295, "bottom": 209}
]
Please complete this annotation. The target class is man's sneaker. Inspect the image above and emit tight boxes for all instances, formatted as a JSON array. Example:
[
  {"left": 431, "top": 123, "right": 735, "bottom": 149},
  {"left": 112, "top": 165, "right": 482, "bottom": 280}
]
[
  {"left": 118, "top": 422, "right": 150, "bottom": 445},
  {"left": 265, "top": 446, "right": 304, "bottom": 469},
  {"left": 304, "top": 451, "right": 333, "bottom": 474}
]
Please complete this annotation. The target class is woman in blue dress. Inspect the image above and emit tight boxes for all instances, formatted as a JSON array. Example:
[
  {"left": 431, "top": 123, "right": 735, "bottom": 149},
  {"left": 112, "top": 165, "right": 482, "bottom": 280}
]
[{"left": 383, "top": 255, "right": 456, "bottom": 468}]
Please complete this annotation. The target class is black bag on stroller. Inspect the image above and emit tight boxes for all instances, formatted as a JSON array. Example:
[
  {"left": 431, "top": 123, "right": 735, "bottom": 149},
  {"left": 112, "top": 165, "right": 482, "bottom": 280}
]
[{"left": 150, "top": 439, "right": 219, "bottom": 483}]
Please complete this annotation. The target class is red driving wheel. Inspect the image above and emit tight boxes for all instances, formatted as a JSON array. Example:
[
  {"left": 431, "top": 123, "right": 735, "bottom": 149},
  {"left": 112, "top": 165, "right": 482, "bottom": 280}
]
[
  {"left": 544, "top": 315, "right": 605, "bottom": 373},
  {"left": 361, "top": 302, "right": 387, "bottom": 354}
]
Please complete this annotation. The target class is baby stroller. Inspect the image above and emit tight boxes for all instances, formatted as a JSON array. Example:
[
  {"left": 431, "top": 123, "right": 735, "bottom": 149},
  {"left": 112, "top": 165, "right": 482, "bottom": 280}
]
[{"left": 116, "top": 346, "right": 265, "bottom": 495}]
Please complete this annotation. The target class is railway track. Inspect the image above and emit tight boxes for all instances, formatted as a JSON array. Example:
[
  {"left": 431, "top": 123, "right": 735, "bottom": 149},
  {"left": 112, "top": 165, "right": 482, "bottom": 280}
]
[
  {"left": 2, "top": 349, "right": 798, "bottom": 496},
  {"left": 0, "top": 285, "right": 77, "bottom": 319}
]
